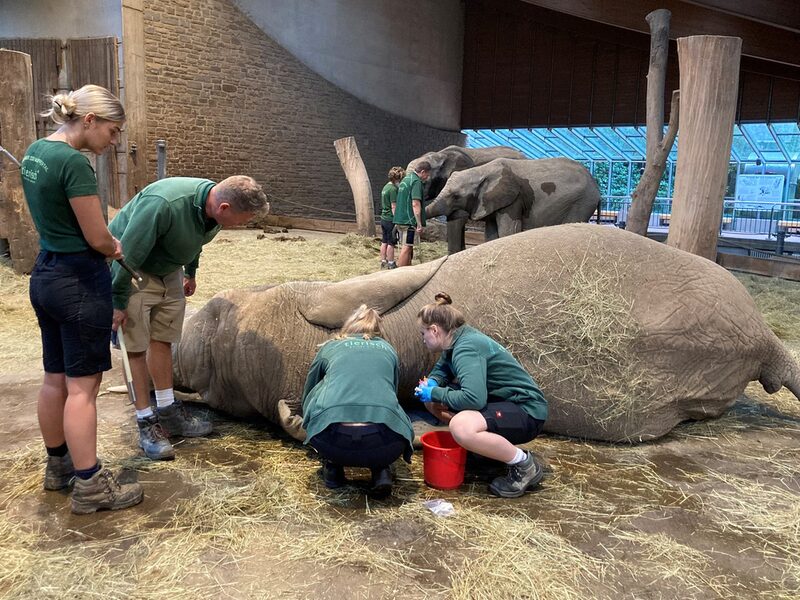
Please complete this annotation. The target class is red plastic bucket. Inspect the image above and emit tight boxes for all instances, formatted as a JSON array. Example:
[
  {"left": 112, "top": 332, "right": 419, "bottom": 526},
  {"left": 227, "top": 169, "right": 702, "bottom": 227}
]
[{"left": 420, "top": 431, "right": 467, "bottom": 490}]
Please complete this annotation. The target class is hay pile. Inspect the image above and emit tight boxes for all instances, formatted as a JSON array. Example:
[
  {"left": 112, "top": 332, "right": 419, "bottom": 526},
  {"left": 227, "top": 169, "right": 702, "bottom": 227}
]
[{"left": 1, "top": 233, "right": 800, "bottom": 598}]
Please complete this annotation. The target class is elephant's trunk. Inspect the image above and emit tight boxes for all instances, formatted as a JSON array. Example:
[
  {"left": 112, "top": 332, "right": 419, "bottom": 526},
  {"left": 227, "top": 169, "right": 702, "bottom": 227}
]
[{"left": 425, "top": 195, "right": 448, "bottom": 218}]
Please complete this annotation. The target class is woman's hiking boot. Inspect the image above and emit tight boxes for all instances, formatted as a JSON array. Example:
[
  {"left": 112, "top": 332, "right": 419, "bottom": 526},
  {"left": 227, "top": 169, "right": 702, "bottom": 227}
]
[
  {"left": 157, "top": 401, "right": 213, "bottom": 438},
  {"left": 137, "top": 414, "right": 175, "bottom": 460},
  {"left": 71, "top": 466, "right": 143, "bottom": 514},
  {"left": 488, "top": 451, "right": 543, "bottom": 498},
  {"left": 44, "top": 452, "right": 75, "bottom": 490}
]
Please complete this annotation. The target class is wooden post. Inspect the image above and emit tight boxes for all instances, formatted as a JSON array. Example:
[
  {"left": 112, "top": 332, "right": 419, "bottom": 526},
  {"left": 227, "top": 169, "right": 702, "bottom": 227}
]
[
  {"left": 122, "top": 0, "right": 148, "bottom": 199},
  {"left": 334, "top": 136, "right": 376, "bottom": 237},
  {"left": 626, "top": 9, "right": 680, "bottom": 236},
  {"left": 0, "top": 50, "right": 39, "bottom": 274},
  {"left": 667, "top": 36, "right": 741, "bottom": 260}
]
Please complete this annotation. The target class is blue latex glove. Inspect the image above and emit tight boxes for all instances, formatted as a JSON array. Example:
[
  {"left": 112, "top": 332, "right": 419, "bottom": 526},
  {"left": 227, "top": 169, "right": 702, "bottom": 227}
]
[
  {"left": 415, "top": 382, "right": 435, "bottom": 403},
  {"left": 422, "top": 377, "right": 438, "bottom": 389}
]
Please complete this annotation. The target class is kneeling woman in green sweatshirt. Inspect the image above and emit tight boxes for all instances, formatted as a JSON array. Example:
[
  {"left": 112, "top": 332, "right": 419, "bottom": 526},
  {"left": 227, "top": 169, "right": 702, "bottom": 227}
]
[
  {"left": 302, "top": 305, "right": 413, "bottom": 497},
  {"left": 416, "top": 293, "right": 548, "bottom": 498}
]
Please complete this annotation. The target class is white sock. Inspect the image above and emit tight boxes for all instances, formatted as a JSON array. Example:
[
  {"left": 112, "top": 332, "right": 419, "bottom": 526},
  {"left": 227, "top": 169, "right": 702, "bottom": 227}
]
[
  {"left": 154, "top": 388, "right": 175, "bottom": 409},
  {"left": 506, "top": 448, "right": 526, "bottom": 465},
  {"left": 136, "top": 407, "right": 154, "bottom": 420}
]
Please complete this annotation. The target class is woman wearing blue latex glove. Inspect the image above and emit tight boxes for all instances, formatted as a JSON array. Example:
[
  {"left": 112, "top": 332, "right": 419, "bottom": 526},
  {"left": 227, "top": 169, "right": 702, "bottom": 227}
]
[
  {"left": 417, "top": 293, "right": 548, "bottom": 498},
  {"left": 302, "top": 305, "right": 413, "bottom": 498}
]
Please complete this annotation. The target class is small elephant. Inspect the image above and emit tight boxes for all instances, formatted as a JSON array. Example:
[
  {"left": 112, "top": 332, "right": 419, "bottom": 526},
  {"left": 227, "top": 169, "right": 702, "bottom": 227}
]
[
  {"left": 408, "top": 145, "right": 527, "bottom": 202},
  {"left": 408, "top": 146, "right": 526, "bottom": 254},
  {"left": 174, "top": 224, "right": 799, "bottom": 444},
  {"left": 426, "top": 158, "right": 601, "bottom": 251}
]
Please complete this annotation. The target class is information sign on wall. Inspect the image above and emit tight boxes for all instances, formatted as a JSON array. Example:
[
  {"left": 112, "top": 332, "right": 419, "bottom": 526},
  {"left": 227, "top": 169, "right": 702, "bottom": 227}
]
[{"left": 734, "top": 174, "right": 785, "bottom": 202}]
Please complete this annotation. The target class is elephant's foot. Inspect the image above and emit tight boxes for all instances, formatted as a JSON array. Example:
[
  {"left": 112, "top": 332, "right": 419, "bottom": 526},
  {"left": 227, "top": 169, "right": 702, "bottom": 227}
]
[{"left": 278, "top": 399, "right": 306, "bottom": 442}]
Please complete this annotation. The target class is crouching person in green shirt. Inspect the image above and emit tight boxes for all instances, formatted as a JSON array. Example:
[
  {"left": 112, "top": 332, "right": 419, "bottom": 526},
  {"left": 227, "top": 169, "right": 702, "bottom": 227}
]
[
  {"left": 109, "top": 176, "right": 269, "bottom": 460},
  {"left": 302, "top": 305, "right": 414, "bottom": 498},
  {"left": 415, "top": 293, "right": 548, "bottom": 498}
]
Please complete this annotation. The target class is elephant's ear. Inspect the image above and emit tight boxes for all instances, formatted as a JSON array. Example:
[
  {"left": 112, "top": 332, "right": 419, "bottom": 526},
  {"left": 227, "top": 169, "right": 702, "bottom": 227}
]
[
  {"left": 296, "top": 257, "right": 447, "bottom": 329},
  {"left": 444, "top": 146, "right": 474, "bottom": 171},
  {"left": 471, "top": 164, "right": 519, "bottom": 221}
]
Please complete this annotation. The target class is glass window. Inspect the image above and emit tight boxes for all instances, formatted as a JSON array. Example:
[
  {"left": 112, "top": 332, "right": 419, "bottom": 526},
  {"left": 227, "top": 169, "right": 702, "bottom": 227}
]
[
  {"left": 610, "top": 161, "right": 630, "bottom": 197},
  {"left": 573, "top": 127, "right": 626, "bottom": 160},
  {"left": 592, "top": 161, "right": 610, "bottom": 195}
]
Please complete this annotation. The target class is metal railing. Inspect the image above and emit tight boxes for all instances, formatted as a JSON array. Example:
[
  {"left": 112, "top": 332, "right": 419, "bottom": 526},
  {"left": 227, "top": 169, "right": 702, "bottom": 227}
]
[{"left": 593, "top": 198, "right": 800, "bottom": 240}]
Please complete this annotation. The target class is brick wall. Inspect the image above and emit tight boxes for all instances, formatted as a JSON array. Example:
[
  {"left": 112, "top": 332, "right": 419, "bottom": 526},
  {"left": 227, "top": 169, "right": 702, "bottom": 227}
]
[{"left": 142, "top": 0, "right": 464, "bottom": 219}]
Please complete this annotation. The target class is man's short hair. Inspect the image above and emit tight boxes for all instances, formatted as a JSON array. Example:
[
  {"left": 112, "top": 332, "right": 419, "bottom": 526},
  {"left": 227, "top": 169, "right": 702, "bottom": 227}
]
[
  {"left": 216, "top": 176, "right": 270, "bottom": 214},
  {"left": 415, "top": 160, "right": 432, "bottom": 174}
]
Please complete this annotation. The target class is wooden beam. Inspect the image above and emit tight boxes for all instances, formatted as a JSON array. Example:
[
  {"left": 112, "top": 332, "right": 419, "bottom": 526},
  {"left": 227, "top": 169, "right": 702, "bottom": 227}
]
[
  {"left": 519, "top": 0, "right": 800, "bottom": 67},
  {"left": 121, "top": 0, "right": 148, "bottom": 200},
  {"left": 667, "top": 36, "right": 741, "bottom": 261},
  {"left": 0, "top": 49, "right": 39, "bottom": 274},
  {"left": 682, "top": 1, "right": 800, "bottom": 34},
  {"left": 717, "top": 253, "right": 800, "bottom": 282},
  {"left": 263, "top": 215, "right": 485, "bottom": 246}
]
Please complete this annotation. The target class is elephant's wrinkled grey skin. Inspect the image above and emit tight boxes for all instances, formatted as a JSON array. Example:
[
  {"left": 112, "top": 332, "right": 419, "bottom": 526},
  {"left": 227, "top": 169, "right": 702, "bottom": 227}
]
[
  {"left": 174, "top": 224, "right": 800, "bottom": 444},
  {"left": 426, "top": 158, "right": 600, "bottom": 245},
  {"left": 408, "top": 145, "right": 526, "bottom": 202},
  {"left": 408, "top": 145, "right": 526, "bottom": 254}
]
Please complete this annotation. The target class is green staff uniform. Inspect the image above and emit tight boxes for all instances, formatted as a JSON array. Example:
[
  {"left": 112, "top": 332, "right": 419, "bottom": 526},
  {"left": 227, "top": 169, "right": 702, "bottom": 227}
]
[
  {"left": 393, "top": 171, "right": 425, "bottom": 227},
  {"left": 428, "top": 325, "right": 548, "bottom": 421},
  {"left": 380, "top": 182, "right": 397, "bottom": 221},
  {"left": 109, "top": 177, "right": 220, "bottom": 310},
  {"left": 20, "top": 139, "right": 98, "bottom": 252},
  {"left": 302, "top": 335, "right": 414, "bottom": 452}
]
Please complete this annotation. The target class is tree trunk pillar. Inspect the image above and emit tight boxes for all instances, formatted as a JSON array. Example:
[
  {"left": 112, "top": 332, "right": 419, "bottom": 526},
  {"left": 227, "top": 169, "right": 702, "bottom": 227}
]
[
  {"left": 0, "top": 49, "right": 39, "bottom": 274},
  {"left": 334, "top": 136, "right": 375, "bottom": 237},
  {"left": 626, "top": 9, "right": 675, "bottom": 236},
  {"left": 667, "top": 36, "right": 741, "bottom": 261}
]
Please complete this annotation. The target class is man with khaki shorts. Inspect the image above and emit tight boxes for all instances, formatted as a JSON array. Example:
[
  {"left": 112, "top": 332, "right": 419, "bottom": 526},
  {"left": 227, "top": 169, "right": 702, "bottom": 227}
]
[
  {"left": 109, "top": 176, "right": 268, "bottom": 459},
  {"left": 393, "top": 161, "right": 430, "bottom": 266}
]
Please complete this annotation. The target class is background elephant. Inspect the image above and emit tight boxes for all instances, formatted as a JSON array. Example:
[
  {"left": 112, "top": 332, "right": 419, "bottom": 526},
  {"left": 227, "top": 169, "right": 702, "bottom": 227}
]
[
  {"left": 408, "top": 145, "right": 526, "bottom": 254},
  {"left": 174, "top": 224, "right": 800, "bottom": 444},
  {"left": 426, "top": 157, "right": 600, "bottom": 252}
]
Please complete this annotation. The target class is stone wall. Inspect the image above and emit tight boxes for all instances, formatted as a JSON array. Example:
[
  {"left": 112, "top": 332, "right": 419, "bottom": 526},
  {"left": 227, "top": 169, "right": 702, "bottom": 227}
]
[{"left": 142, "top": 0, "right": 464, "bottom": 219}]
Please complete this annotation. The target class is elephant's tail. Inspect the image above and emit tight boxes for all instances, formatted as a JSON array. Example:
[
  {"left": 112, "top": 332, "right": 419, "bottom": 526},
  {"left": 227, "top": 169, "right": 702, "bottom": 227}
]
[{"left": 759, "top": 337, "right": 800, "bottom": 400}]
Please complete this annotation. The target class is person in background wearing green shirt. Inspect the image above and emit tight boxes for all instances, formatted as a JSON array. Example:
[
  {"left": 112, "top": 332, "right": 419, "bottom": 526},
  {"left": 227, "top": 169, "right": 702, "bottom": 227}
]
[
  {"left": 302, "top": 305, "right": 414, "bottom": 498},
  {"left": 393, "top": 161, "right": 431, "bottom": 267},
  {"left": 415, "top": 293, "right": 548, "bottom": 498},
  {"left": 109, "top": 176, "right": 268, "bottom": 460},
  {"left": 379, "top": 166, "right": 404, "bottom": 269},
  {"left": 20, "top": 84, "right": 143, "bottom": 514}
]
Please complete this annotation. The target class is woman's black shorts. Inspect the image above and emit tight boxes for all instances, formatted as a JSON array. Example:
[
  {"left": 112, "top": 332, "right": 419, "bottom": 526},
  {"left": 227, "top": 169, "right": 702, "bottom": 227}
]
[
  {"left": 29, "top": 249, "right": 112, "bottom": 377},
  {"left": 380, "top": 219, "right": 395, "bottom": 244},
  {"left": 479, "top": 401, "right": 545, "bottom": 445}
]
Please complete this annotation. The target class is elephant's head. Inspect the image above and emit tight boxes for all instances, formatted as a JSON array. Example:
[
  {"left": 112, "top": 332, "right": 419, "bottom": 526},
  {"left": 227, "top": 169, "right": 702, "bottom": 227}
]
[
  {"left": 408, "top": 146, "right": 475, "bottom": 201},
  {"left": 425, "top": 160, "right": 531, "bottom": 222},
  {"left": 174, "top": 259, "right": 450, "bottom": 440}
]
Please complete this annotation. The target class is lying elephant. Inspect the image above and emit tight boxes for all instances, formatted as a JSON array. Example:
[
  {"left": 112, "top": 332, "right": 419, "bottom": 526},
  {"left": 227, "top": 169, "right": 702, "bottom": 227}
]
[
  {"left": 426, "top": 158, "right": 600, "bottom": 251},
  {"left": 174, "top": 224, "right": 799, "bottom": 443},
  {"left": 408, "top": 145, "right": 526, "bottom": 254}
]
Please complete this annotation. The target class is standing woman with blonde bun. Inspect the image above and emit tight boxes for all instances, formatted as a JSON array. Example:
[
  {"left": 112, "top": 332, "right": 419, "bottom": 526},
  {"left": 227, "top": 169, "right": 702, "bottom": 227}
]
[{"left": 20, "top": 84, "right": 143, "bottom": 514}]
